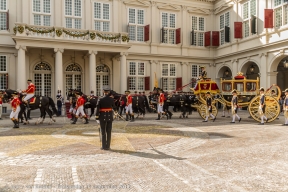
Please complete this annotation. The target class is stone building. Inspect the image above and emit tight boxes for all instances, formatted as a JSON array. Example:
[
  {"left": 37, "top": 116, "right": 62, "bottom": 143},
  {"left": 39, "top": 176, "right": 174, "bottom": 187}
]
[{"left": 0, "top": 0, "right": 288, "bottom": 112}]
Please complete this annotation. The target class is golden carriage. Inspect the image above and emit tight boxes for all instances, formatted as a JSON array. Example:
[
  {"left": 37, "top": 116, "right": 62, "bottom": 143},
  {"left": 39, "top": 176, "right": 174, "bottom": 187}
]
[{"left": 191, "top": 72, "right": 281, "bottom": 122}]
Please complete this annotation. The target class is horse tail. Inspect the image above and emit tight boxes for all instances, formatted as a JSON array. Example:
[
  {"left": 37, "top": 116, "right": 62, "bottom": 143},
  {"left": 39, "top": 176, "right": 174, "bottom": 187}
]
[
  {"left": 48, "top": 97, "right": 58, "bottom": 115},
  {"left": 144, "top": 95, "right": 151, "bottom": 112}
]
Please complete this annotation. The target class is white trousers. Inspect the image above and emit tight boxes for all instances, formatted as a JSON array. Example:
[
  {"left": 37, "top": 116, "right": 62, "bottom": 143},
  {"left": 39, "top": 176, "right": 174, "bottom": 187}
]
[
  {"left": 10, "top": 106, "right": 20, "bottom": 119},
  {"left": 157, "top": 104, "right": 164, "bottom": 113},
  {"left": 76, "top": 105, "right": 86, "bottom": 117},
  {"left": 232, "top": 114, "right": 240, "bottom": 122},
  {"left": 126, "top": 104, "right": 133, "bottom": 114},
  {"left": 24, "top": 94, "right": 34, "bottom": 102},
  {"left": 69, "top": 107, "right": 76, "bottom": 114},
  {"left": 0, "top": 105, "right": 2, "bottom": 118}
]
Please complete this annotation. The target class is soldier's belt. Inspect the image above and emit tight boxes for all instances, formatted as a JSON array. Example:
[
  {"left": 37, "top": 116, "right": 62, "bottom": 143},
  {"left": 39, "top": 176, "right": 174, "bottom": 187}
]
[{"left": 100, "top": 108, "right": 112, "bottom": 112}]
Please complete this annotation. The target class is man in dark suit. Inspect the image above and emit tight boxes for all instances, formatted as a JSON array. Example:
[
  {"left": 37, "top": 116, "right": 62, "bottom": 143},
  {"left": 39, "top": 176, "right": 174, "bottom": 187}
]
[{"left": 95, "top": 86, "right": 116, "bottom": 150}]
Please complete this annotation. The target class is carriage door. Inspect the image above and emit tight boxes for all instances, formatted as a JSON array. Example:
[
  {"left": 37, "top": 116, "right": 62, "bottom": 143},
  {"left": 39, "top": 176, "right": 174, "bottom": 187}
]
[
  {"left": 96, "top": 65, "right": 109, "bottom": 96},
  {"left": 34, "top": 63, "right": 52, "bottom": 97}
]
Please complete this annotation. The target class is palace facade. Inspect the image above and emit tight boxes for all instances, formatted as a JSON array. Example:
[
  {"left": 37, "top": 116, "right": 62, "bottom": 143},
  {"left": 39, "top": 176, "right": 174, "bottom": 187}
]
[{"left": 1, "top": 0, "right": 288, "bottom": 112}]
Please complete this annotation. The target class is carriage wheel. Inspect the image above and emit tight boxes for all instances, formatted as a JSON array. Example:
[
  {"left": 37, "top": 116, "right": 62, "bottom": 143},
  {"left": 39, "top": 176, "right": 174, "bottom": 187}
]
[
  {"left": 248, "top": 95, "right": 280, "bottom": 123},
  {"left": 197, "top": 104, "right": 218, "bottom": 120}
]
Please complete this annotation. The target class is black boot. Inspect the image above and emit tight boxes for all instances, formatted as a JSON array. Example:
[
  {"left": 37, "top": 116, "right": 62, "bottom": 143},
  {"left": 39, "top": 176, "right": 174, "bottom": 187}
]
[
  {"left": 130, "top": 115, "right": 134, "bottom": 122},
  {"left": 126, "top": 114, "right": 129, "bottom": 121},
  {"left": 71, "top": 117, "right": 78, "bottom": 124},
  {"left": 70, "top": 114, "right": 75, "bottom": 121},
  {"left": 12, "top": 120, "right": 19, "bottom": 128},
  {"left": 166, "top": 113, "right": 169, "bottom": 120},
  {"left": 26, "top": 101, "right": 31, "bottom": 111},
  {"left": 84, "top": 117, "right": 89, "bottom": 124},
  {"left": 156, "top": 114, "right": 160, "bottom": 120}
]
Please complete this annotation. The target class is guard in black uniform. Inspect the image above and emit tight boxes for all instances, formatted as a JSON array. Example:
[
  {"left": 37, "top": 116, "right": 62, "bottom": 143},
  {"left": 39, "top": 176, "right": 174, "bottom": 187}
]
[
  {"left": 95, "top": 86, "right": 116, "bottom": 150},
  {"left": 203, "top": 91, "right": 216, "bottom": 122},
  {"left": 56, "top": 90, "right": 63, "bottom": 116}
]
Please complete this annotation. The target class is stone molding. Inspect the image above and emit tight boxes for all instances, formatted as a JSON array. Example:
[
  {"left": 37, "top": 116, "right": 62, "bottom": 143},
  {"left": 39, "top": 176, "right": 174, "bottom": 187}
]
[
  {"left": 54, "top": 48, "right": 64, "bottom": 53},
  {"left": 15, "top": 45, "right": 26, "bottom": 51}
]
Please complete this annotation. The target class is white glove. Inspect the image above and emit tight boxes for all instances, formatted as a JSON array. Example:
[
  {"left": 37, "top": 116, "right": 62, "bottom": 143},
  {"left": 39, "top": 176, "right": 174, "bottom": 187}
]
[
  {"left": 0, "top": 104, "right": 2, "bottom": 106},
  {"left": 96, "top": 120, "right": 99, "bottom": 124}
]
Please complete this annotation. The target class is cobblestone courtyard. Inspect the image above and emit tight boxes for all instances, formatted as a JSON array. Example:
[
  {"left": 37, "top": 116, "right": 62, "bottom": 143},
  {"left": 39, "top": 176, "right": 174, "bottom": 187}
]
[{"left": 0, "top": 111, "right": 288, "bottom": 192}]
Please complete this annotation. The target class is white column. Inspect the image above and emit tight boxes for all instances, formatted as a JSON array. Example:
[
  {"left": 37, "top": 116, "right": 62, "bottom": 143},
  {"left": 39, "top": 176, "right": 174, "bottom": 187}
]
[
  {"left": 259, "top": 53, "right": 268, "bottom": 88},
  {"left": 89, "top": 51, "right": 97, "bottom": 92},
  {"left": 120, "top": 52, "right": 128, "bottom": 93},
  {"left": 112, "top": 56, "right": 121, "bottom": 93},
  {"left": 232, "top": 59, "right": 238, "bottom": 77},
  {"left": 16, "top": 45, "right": 26, "bottom": 90},
  {"left": 54, "top": 48, "right": 64, "bottom": 95}
]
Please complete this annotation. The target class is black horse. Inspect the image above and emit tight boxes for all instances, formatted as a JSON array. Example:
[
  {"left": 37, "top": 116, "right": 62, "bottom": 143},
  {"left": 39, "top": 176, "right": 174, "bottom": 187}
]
[
  {"left": 117, "top": 93, "right": 150, "bottom": 118},
  {"left": 4, "top": 89, "right": 58, "bottom": 125},
  {"left": 166, "top": 93, "right": 198, "bottom": 118}
]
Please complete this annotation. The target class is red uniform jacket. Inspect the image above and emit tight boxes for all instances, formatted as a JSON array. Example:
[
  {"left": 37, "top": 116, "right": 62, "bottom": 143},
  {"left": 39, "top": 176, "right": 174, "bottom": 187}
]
[
  {"left": 158, "top": 93, "right": 165, "bottom": 105},
  {"left": 0, "top": 97, "right": 2, "bottom": 105},
  {"left": 126, "top": 95, "right": 132, "bottom": 106},
  {"left": 76, "top": 96, "right": 85, "bottom": 109},
  {"left": 11, "top": 97, "right": 21, "bottom": 111},
  {"left": 23, "top": 83, "right": 35, "bottom": 94}
]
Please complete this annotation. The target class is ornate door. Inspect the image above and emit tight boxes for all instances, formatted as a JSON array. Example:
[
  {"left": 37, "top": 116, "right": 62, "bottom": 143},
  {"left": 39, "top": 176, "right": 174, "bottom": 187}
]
[{"left": 96, "top": 65, "right": 110, "bottom": 96}]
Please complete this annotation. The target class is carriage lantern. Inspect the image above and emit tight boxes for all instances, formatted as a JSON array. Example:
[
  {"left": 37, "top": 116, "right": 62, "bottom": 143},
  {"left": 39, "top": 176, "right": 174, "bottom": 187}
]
[
  {"left": 283, "top": 60, "right": 288, "bottom": 68},
  {"left": 250, "top": 65, "right": 255, "bottom": 73}
]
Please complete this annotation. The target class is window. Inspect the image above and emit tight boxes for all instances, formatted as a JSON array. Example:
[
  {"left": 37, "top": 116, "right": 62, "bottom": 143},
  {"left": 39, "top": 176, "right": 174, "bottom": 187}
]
[
  {"left": 34, "top": 63, "right": 52, "bottom": 97},
  {"left": 222, "top": 83, "right": 232, "bottom": 92},
  {"left": 242, "top": 0, "right": 256, "bottom": 37},
  {"left": 219, "top": 12, "right": 230, "bottom": 45},
  {"left": 65, "top": 0, "right": 82, "bottom": 29},
  {"left": 192, "top": 16, "right": 205, "bottom": 46},
  {"left": 128, "top": 62, "right": 145, "bottom": 91},
  {"left": 162, "top": 12, "right": 176, "bottom": 44},
  {"left": 274, "top": 0, "right": 288, "bottom": 27},
  {"left": 128, "top": 8, "right": 144, "bottom": 41},
  {"left": 191, "top": 65, "right": 202, "bottom": 88},
  {"left": 162, "top": 63, "right": 176, "bottom": 91},
  {"left": 0, "top": 56, "right": 7, "bottom": 89},
  {"left": 65, "top": 63, "right": 82, "bottom": 95},
  {"left": 32, "top": 0, "right": 51, "bottom": 26},
  {"left": 0, "top": 0, "right": 7, "bottom": 30},
  {"left": 94, "top": 2, "right": 110, "bottom": 32}
]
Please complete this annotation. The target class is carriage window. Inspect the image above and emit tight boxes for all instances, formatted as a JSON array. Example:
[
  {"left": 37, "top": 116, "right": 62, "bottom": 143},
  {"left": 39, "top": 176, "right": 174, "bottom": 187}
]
[
  {"left": 222, "top": 83, "right": 232, "bottom": 91},
  {"left": 234, "top": 83, "right": 244, "bottom": 92},
  {"left": 246, "top": 82, "right": 256, "bottom": 91}
]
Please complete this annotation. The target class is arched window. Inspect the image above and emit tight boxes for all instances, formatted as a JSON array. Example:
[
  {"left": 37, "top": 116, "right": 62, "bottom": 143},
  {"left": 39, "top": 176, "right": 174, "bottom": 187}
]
[
  {"left": 65, "top": 63, "right": 82, "bottom": 94},
  {"left": 96, "top": 64, "right": 110, "bottom": 96},
  {"left": 34, "top": 62, "right": 52, "bottom": 97}
]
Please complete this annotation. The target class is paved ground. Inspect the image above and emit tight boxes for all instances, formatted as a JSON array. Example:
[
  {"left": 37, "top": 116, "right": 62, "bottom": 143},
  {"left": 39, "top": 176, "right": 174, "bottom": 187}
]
[{"left": 0, "top": 110, "right": 287, "bottom": 192}]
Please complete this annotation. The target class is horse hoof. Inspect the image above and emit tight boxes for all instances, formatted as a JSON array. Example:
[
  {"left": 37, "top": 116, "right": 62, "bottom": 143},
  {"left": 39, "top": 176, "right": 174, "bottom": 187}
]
[
  {"left": 186, "top": 116, "right": 188, "bottom": 118},
  {"left": 23, "top": 123, "right": 27, "bottom": 125}
]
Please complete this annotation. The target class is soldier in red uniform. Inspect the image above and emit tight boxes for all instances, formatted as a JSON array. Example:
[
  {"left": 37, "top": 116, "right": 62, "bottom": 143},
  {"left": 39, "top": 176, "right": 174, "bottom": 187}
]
[
  {"left": 71, "top": 91, "right": 89, "bottom": 124},
  {"left": 156, "top": 89, "right": 166, "bottom": 120},
  {"left": 10, "top": 91, "right": 21, "bottom": 128},
  {"left": 22, "top": 79, "right": 36, "bottom": 110},
  {"left": 125, "top": 90, "right": 134, "bottom": 122}
]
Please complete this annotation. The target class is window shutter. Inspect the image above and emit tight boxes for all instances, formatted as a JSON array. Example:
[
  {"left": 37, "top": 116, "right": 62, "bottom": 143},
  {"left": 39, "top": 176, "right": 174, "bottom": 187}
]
[
  {"left": 161, "top": 77, "right": 164, "bottom": 89},
  {"left": 212, "top": 31, "right": 219, "bottom": 46},
  {"left": 224, "top": 26, "right": 230, "bottom": 42},
  {"left": 176, "top": 28, "right": 181, "bottom": 44},
  {"left": 234, "top": 22, "right": 242, "bottom": 38},
  {"left": 251, "top": 16, "right": 257, "bottom": 34},
  {"left": 191, "top": 30, "right": 195, "bottom": 45},
  {"left": 176, "top": 77, "right": 182, "bottom": 91},
  {"left": 161, "top": 27, "right": 164, "bottom": 43},
  {"left": 6, "top": 10, "right": 9, "bottom": 30},
  {"left": 204, "top": 31, "right": 211, "bottom": 47},
  {"left": 6, "top": 73, "right": 8, "bottom": 89},
  {"left": 144, "top": 76, "right": 150, "bottom": 90},
  {"left": 127, "top": 23, "right": 130, "bottom": 35},
  {"left": 144, "top": 25, "right": 150, "bottom": 41},
  {"left": 127, "top": 77, "right": 130, "bottom": 90},
  {"left": 264, "top": 9, "right": 273, "bottom": 28}
]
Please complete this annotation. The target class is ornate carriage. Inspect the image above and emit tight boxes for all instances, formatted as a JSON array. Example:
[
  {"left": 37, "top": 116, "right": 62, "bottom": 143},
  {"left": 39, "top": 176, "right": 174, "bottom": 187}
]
[{"left": 191, "top": 72, "right": 281, "bottom": 122}]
